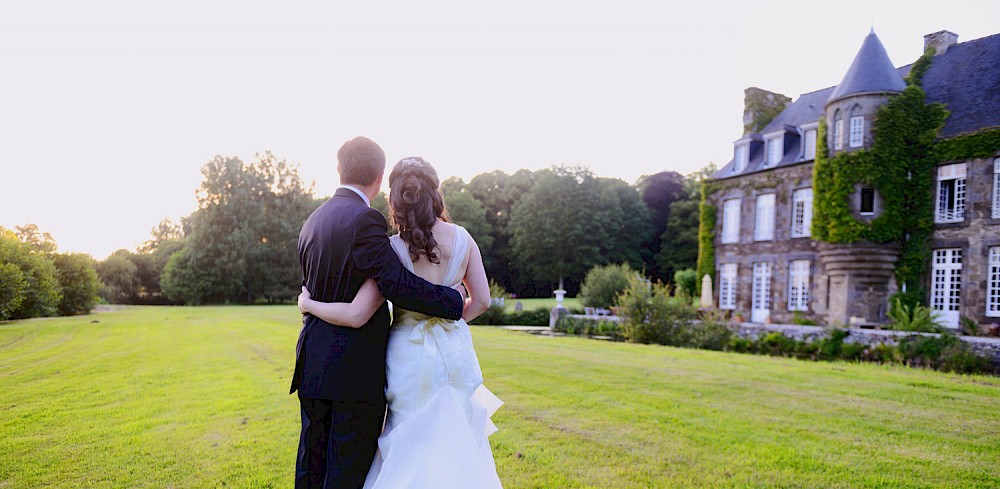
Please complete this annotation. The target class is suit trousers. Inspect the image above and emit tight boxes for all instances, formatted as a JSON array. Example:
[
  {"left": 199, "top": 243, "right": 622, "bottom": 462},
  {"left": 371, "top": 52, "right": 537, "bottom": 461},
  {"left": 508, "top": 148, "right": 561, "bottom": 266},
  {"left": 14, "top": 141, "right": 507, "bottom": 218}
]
[{"left": 295, "top": 395, "right": 386, "bottom": 489}]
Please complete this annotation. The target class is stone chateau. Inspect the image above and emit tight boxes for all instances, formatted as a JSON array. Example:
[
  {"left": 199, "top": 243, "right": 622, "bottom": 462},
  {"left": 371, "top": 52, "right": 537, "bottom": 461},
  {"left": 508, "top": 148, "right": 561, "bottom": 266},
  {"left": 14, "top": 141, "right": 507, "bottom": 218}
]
[{"left": 704, "top": 29, "right": 1000, "bottom": 328}]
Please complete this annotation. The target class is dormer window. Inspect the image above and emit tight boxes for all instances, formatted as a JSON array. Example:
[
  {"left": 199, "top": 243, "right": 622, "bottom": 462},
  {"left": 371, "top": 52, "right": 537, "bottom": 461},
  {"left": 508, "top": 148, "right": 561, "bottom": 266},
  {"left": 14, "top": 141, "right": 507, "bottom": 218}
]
[
  {"left": 803, "top": 128, "right": 817, "bottom": 160},
  {"left": 765, "top": 134, "right": 783, "bottom": 167},
  {"left": 733, "top": 143, "right": 749, "bottom": 173},
  {"left": 833, "top": 109, "right": 844, "bottom": 150},
  {"left": 849, "top": 105, "right": 864, "bottom": 148}
]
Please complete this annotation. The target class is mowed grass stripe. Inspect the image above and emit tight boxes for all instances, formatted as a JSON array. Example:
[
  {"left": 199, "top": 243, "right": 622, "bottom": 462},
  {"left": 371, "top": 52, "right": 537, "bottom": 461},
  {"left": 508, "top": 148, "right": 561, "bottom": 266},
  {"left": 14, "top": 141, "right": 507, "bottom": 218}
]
[{"left": 1, "top": 306, "right": 998, "bottom": 488}]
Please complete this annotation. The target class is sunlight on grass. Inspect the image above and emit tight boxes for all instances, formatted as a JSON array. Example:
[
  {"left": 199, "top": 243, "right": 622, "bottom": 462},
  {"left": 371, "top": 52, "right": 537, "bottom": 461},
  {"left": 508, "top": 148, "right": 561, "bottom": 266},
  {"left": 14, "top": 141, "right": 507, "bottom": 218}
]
[{"left": 1, "top": 306, "right": 998, "bottom": 488}]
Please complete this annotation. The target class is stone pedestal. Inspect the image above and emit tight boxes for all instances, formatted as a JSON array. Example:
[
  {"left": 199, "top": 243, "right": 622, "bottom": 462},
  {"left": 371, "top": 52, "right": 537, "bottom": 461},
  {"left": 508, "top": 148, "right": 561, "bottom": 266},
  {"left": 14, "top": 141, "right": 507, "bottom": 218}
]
[{"left": 819, "top": 243, "right": 900, "bottom": 326}]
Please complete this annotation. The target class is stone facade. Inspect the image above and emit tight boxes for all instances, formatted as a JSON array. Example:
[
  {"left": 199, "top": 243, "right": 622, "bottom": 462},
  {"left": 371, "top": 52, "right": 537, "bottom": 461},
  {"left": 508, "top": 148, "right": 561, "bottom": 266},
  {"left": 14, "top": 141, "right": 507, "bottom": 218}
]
[
  {"left": 711, "top": 162, "right": 820, "bottom": 324},
  {"left": 928, "top": 155, "right": 1000, "bottom": 325},
  {"left": 705, "top": 30, "right": 1000, "bottom": 330}
]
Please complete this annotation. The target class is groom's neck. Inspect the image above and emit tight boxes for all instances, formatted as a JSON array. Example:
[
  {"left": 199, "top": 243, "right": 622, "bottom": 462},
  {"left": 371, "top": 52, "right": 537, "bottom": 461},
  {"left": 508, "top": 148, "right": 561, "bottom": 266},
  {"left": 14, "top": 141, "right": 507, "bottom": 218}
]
[{"left": 342, "top": 181, "right": 378, "bottom": 201}]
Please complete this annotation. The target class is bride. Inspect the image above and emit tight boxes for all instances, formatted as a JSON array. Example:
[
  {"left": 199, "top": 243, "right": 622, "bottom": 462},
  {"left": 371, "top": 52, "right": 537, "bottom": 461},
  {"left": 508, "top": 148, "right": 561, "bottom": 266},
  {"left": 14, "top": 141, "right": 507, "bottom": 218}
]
[{"left": 297, "top": 156, "right": 503, "bottom": 488}]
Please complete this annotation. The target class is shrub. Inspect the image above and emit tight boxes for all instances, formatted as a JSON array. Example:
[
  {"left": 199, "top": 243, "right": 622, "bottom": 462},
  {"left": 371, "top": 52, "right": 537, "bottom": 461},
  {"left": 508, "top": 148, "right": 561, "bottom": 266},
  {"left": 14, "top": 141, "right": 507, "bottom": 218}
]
[
  {"left": 52, "top": 253, "right": 100, "bottom": 316},
  {"left": 0, "top": 262, "right": 28, "bottom": 320},
  {"left": 691, "top": 311, "right": 733, "bottom": 351},
  {"left": 792, "top": 311, "right": 818, "bottom": 326},
  {"left": 959, "top": 316, "right": 980, "bottom": 336},
  {"left": 474, "top": 279, "right": 511, "bottom": 325},
  {"left": 580, "top": 263, "right": 635, "bottom": 309},
  {"left": 887, "top": 298, "right": 944, "bottom": 333},
  {"left": 673, "top": 268, "right": 698, "bottom": 300},
  {"left": 554, "top": 316, "right": 623, "bottom": 339},
  {"left": 0, "top": 228, "right": 61, "bottom": 319},
  {"left": 616, "top": 276, "right": 697, "bottom": 346},
  {"left": 503, "top": 308, "right": 551, "bottom": 326}
]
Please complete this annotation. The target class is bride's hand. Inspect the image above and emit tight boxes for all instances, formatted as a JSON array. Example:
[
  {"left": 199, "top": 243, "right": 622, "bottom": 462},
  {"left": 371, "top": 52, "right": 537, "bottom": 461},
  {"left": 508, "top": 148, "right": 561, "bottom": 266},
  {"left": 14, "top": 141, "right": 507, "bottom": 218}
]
[{"left": 298, "top": 286, "right": 312, "bottom": 314}]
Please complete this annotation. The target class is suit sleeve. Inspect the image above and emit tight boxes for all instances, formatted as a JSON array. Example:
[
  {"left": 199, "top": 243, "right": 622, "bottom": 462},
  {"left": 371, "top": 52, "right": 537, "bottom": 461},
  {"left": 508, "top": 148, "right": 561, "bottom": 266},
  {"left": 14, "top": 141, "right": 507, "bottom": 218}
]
[{"left": 352, "top": 209, "right": 463, "bottom": 320}]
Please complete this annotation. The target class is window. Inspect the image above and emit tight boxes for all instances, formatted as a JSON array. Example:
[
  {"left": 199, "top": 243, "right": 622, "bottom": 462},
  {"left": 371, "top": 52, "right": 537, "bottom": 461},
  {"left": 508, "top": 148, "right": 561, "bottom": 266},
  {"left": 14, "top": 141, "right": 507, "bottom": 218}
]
[
  {"left": 721, "top": 198, "right": 741, "bottom": 244},
  {"left": 766, "top": 136, "right": 783, "bottom": 166},
  {"left": 860, "top": 188, "right": 875, "bottom": 215},
  {"left": 733, "top": 143, "right": 749, "bottom": 173},
  {"left": 791, "top": 188, "right": 813, "bottom": 237},
  {"left": 833, "top": 109, "right": 844, "bottom": 150},
  {"left": 849, "top": 105, "right": 864, "bottom": 148},
  {"left": 754, "top": 194, "right": 775, "bottom": 241},
  {"left": 993, "top": 157, "right": 1000, "bottom": 219},
  {"left": 751, "top": 262, "right": 772, "bottom": 323},
  {"left": 935, "top": 163, "right": 967, "bottom": 223},
  {"left": 788, "top": 260, "right": 810, "bottom": 311},
  {"left": 988, "top": 247, "right": 1000, "bottom": 317},
  {"left": 803, "top": 128, "right": 817, "bottom": 160},
  {"left": 719, "top": 263, "right": 737, "bottom": 310},
  {"left": 930, "top": 248, "right": 963, "bottom": 328}
]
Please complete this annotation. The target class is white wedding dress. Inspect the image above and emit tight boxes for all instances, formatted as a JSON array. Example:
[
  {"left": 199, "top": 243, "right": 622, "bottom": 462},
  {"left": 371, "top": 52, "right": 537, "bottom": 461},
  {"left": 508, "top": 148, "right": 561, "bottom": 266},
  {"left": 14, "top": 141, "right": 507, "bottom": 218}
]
[{"left": 363, "top": 224, "right": 503, "bottom": 489}]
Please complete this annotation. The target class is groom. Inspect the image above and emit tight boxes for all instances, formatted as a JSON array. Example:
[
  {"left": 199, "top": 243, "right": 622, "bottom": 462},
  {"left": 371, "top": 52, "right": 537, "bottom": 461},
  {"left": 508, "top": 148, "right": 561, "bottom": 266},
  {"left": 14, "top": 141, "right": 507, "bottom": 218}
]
[{"left": 291, "top": 136, "right": 464, "bottom": 489}]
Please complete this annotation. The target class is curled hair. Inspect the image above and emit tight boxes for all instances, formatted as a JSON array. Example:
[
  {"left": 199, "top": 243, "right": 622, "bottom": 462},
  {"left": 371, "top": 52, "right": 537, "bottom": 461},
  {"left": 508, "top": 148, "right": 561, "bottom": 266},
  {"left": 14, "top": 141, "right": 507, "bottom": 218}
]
[{"left": 388, "top": 157, "right": 450, "bottom": 264}]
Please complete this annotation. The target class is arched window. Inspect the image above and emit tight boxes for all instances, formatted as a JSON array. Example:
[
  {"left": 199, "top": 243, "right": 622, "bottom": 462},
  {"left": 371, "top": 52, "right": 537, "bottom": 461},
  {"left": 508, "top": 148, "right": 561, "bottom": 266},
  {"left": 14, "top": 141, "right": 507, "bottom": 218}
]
[
  {"left": 833, "top": 109, "right": 844, "bottom": 150},
  {"left": 849, "top": 105, "right": 864, "bottom": 148}
]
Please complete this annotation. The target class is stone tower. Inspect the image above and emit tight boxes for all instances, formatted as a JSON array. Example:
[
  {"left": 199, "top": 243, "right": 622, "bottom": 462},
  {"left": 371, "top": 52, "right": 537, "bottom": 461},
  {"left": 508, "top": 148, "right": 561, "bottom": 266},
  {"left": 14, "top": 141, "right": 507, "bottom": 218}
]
[{"left": 819, "top": 30, "right": 907, "bottom": 326}]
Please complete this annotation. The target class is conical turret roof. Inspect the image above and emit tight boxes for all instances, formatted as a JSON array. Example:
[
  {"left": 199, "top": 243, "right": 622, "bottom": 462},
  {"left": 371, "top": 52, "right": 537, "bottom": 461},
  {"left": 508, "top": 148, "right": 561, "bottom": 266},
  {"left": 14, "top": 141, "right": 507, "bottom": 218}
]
[{"left": 827, "top": 30, "right": 906, "bottom": 104}]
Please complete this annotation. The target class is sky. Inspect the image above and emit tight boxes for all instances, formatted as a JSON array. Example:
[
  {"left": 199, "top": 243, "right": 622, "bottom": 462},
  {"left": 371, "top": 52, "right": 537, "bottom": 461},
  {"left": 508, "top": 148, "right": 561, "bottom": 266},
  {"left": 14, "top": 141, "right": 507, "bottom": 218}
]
[{"left": 2, "top": 0, "right": 998, "bottom": 259}]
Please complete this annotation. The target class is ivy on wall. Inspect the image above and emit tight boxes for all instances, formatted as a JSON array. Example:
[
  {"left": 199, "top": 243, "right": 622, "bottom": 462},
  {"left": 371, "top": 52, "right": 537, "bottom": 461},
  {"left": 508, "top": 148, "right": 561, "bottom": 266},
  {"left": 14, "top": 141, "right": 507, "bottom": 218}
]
[
  {"left": 695, "top": 184, "right": 716, "bottom": 283},
  {"left": 697, "top": 49, "right": 1000, "bottom": 301},
  {"left": 811, "top": 49, "right": 949, "bottom": 293}
]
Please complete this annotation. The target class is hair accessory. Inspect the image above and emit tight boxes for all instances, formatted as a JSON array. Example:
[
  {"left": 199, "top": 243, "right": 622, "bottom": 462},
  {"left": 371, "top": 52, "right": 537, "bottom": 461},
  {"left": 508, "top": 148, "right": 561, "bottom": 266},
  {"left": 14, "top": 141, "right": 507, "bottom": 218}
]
[{"left": 399, "top": 157, "right": 425, "bottom": 168}]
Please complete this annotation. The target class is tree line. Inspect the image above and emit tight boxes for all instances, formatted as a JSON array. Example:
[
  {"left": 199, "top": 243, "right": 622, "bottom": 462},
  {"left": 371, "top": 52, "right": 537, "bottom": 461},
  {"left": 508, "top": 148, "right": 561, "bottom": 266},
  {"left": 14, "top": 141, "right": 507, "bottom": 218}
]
[{"left": 1, "top": 151, "right": 714, "bottom": 317}]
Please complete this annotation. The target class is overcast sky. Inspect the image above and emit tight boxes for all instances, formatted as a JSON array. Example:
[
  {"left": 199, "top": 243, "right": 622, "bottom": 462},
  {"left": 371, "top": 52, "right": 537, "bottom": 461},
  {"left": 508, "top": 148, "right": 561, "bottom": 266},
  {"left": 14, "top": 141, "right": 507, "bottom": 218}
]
[{"left": 2, "top": 0, "right": 998, "bottom": 259}]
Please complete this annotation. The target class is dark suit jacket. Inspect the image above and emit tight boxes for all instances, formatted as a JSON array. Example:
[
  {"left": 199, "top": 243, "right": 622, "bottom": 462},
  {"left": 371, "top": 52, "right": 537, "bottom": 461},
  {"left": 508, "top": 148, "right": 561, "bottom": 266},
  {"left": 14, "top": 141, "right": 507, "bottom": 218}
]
[{"left": 290, "top": 188, "right": 464, "bottom": 400}]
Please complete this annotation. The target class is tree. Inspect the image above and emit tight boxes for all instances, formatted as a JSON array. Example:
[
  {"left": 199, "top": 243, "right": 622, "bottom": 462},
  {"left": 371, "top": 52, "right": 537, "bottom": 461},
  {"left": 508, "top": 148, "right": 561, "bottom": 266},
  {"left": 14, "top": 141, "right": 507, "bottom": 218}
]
[
  {"left": 0, "top": 262, "right": 28, "bottom": 320},
  {"left": 162, "top": 152, "right": 316, "bottom": 304},
  {"left": 14, "top": 224, "right": 58, "bottom": 255},
  {"left": 509, "top": 167, "right": 603, "bottom": 293},
  {"left": 137, "top": 218, "right": 184, "bottom": 254},
  {"left": 0, "top": 227, "right": 61, "bottom": 319},
  {"left": 440, "top": 176, "right": 466, "bottom": 196},
  {"left": 442, "top": 184, "right": 494, "bottom": 267},
  {"left": 371, "top": 192, "right": 391, "bottom": 231},
  {"left": 593, "top": 177, "right": 652, "bottom": 271},
  {"left": 97, "top": 250, "right": 140, "bottom": 304},
  {"left": 467, "top": 169, "right": 536, "bottom": 292},
  {"left": 52, "top": 253, "right": 100, "bottom": 315},
  {"left": 635, "top": 171, "right": 686, "bottom": 281},
  {"left": 580, "top": 263, "right": 636, "bottom": 308},
  {"left": 160, "top": 246, "right": 212, "bottom": 305},
  {"left": 657, "top": 198, "right": 700, "bottom": 281},
  {"left": 654, "top": 164, "right": 716, "bottom": 282}
]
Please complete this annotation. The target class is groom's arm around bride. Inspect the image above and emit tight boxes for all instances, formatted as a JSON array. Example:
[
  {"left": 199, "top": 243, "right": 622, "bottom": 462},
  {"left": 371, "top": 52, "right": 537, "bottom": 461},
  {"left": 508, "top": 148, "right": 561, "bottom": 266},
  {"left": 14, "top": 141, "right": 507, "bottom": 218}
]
[{"left": 290, "top": 136, "right": 463, "bottom": 489}]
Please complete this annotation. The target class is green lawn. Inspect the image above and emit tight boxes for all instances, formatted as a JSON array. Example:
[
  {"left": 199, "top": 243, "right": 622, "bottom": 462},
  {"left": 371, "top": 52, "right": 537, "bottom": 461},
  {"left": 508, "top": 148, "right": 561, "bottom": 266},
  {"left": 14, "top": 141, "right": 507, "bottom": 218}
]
[{"left": 1, "top": 306, "right": 998, "bottom": 488}]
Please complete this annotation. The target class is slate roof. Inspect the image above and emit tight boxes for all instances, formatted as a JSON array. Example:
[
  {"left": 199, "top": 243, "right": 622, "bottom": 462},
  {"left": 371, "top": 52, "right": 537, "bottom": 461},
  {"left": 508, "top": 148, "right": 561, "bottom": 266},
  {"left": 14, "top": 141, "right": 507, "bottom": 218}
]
[
  {"left": 713, "top": 31, "right": 1000, "bottom": 180},
  {"left": 828, "top": 30, "right": 906, "bottom": 104},
  {"left": 922, "top": 32, "right": 1000, "bottom": 138}
]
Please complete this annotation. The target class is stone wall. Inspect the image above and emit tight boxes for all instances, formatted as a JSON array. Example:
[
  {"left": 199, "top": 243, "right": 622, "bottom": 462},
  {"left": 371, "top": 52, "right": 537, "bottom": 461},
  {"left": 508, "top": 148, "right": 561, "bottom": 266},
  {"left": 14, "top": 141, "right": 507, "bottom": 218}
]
[
  {"left": 929, "top": 156, "right": 1000, "bottom": 324},
  {"left": 710, "top": 162, "right": 821, "bottom": 324},
  {"left": 733, "top": 322, "right": 1000, "bottom": 367}
]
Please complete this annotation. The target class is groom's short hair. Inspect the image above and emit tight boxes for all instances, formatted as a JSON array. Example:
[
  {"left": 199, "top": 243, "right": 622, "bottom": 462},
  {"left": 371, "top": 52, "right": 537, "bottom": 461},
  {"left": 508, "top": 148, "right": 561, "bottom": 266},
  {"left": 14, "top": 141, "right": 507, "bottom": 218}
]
[{"left": 337, "top": 136, "right": 386, "bottom": 187}]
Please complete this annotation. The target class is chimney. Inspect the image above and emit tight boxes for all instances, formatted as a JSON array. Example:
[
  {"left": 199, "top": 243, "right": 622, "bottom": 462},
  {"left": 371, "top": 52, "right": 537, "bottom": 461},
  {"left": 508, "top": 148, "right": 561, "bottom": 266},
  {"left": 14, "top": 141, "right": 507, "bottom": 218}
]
[
  {"left": 923, "top": 30, "right": 959, "bottom": 55},
  {"left": 742, "top": 87, "right": 791, "bottom": 135}
]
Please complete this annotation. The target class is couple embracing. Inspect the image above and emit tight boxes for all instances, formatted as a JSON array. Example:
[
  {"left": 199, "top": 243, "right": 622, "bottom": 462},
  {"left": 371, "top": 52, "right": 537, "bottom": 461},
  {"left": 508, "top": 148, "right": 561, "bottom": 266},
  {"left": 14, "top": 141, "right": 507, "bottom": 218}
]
[{"left": 290, "top": 136, "right": 503, "bottom": 489}]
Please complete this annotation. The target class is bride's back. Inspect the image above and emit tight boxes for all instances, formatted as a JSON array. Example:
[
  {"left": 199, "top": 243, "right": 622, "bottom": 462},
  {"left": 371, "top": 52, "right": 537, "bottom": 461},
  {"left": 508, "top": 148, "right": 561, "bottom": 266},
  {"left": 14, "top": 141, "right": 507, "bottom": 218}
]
[{"left": 413, "top": 221, "right": 470, "bottom": 286}]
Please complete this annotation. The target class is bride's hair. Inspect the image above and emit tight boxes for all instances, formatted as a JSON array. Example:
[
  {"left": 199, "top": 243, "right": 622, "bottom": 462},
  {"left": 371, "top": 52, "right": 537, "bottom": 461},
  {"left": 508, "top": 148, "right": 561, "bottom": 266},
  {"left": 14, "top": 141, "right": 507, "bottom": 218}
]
[{"left": 388, "top": 157, "right": 450, "bottom": 264}]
